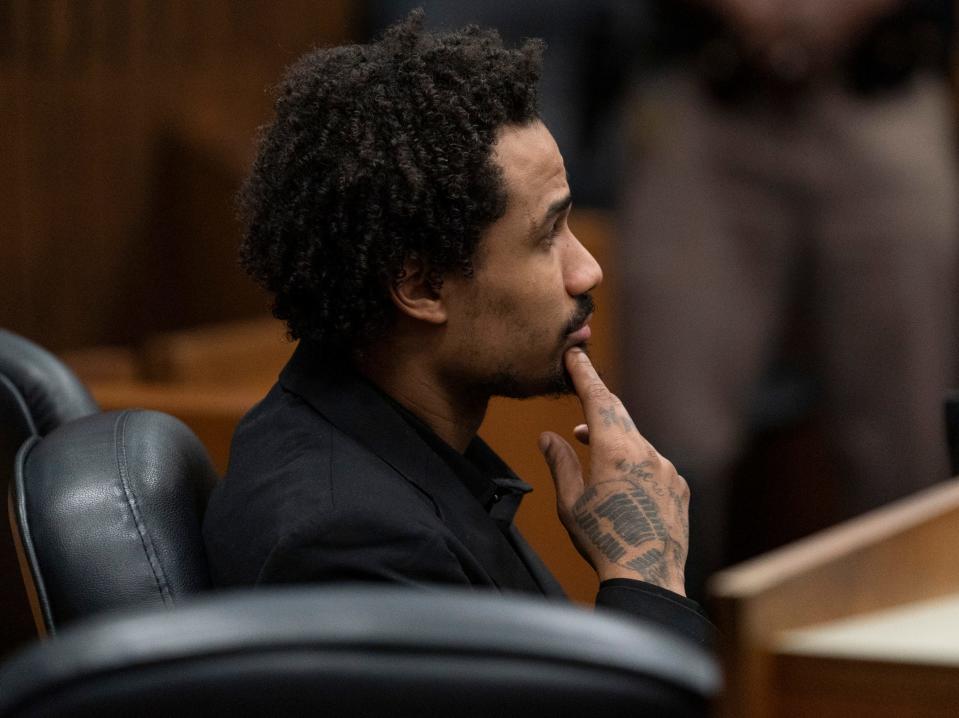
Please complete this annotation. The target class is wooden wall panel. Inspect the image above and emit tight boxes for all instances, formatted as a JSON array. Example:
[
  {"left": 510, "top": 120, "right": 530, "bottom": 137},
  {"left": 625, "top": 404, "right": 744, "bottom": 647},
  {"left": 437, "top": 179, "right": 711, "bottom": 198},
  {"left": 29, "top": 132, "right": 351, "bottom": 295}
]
[{"left": 1, "top": 0, "right": 359, "bottom": 351}]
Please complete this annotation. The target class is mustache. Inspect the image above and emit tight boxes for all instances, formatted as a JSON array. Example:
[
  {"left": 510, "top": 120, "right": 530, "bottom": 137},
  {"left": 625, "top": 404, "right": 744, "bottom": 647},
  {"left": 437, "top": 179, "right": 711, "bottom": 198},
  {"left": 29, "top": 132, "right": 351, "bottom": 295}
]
[{"left": 564, "top": 294, "right": 595, "bottom": 335}]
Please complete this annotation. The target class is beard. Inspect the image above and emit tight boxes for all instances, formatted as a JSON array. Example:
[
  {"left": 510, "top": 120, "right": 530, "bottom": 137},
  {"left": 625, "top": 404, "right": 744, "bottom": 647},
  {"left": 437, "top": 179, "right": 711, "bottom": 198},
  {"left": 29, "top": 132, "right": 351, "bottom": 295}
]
[{"left": 482, "top": 293, "right": 595, "bottom": 400}]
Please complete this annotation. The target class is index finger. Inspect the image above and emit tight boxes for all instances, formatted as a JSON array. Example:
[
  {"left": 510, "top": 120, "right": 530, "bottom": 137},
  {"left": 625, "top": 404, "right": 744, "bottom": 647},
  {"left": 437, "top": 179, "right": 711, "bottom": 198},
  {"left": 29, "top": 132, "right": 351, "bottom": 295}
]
[{"left": 564, "top": 348, "right": 629, "bottom": 433}]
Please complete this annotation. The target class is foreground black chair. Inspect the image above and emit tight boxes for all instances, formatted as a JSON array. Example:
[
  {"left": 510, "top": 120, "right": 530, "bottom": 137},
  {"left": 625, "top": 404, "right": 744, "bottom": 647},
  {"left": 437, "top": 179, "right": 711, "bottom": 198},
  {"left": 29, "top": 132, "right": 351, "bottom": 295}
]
[
  {"left": 0, "top": 586, "right": 720, "bottom": 717},
  {"left": 10, "top": 409, "right": 217, "bottom": 635},
  {"left": 1, "top": 329, "right": 100, "bottom": 650}
]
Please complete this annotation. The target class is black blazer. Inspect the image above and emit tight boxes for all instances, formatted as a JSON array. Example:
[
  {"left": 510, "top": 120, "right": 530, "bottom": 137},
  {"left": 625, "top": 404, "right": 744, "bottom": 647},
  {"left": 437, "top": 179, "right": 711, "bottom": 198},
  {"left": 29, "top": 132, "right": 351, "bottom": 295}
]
[{"left": 203, "top": 342, "right": 713, "bottom": 646}]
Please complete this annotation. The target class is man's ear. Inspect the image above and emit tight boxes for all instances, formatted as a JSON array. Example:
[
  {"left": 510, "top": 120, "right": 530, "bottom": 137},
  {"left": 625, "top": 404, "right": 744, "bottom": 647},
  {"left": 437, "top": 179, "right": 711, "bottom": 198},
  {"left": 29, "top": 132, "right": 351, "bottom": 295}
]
[{"left": 388, "top": 257, "right": 448, "bottom": 324}]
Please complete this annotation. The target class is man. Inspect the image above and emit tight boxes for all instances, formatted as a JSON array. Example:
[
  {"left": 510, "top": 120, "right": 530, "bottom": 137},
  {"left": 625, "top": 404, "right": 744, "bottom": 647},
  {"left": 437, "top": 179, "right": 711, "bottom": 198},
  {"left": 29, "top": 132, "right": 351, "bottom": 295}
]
[{"left": 203, "top": 12, "right": 711, "bottom": 646}]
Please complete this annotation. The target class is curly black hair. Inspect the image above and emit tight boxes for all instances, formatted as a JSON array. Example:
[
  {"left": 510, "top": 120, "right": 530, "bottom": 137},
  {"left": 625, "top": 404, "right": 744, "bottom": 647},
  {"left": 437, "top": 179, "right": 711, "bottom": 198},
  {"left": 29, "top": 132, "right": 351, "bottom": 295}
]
[{"left": 238, "top": 10, "right": 544, "bottom": 357}]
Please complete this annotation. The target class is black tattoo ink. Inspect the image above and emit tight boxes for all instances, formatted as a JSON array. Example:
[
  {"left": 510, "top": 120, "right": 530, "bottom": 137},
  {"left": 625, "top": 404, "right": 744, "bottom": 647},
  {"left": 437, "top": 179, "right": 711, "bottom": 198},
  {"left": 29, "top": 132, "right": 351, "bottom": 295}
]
[
  {"left": 599, "top": 405, "right": 635, "bottom": 432},
  {"left": 595, "top": 493, "right": 658, "bottom": 546},
  {"left": 574, "top": 509, "right": 627, "bottom": 562},
  {"left": 599, "top": 405, "right": 617, "bottom": 427},
  {"left": 615, "top": 459, "right": 653, "bottom": 480},
  {"left": 614, "top": 459, "right": 663, "bottom": 495},
  {"left": 573, "top": 480, "right": 684, "bottom": 586},
  {"left": 625, "top": 549, "right": 668, "bottom": 584}
]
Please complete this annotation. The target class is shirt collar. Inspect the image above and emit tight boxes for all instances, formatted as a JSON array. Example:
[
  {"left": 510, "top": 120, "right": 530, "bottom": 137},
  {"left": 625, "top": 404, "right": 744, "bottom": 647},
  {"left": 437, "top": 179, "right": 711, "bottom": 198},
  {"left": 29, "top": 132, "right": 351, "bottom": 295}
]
[{"left": 374, "top": 386, "right": 533, "bottom": 523}]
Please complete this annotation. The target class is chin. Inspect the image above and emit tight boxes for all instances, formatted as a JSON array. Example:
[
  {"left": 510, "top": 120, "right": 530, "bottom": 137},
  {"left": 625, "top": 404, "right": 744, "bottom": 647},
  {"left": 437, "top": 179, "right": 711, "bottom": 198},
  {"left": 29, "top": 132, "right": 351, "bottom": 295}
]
[{"left": 485, "top": 354, "right": 576, "bottom": 400}]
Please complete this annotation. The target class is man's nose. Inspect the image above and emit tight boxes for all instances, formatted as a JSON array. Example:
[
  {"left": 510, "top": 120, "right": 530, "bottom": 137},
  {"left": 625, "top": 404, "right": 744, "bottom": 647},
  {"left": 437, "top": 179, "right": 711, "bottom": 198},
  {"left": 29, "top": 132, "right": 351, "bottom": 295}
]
[{"left": 564, "top": 232, "right": 603, "bottom": 296}]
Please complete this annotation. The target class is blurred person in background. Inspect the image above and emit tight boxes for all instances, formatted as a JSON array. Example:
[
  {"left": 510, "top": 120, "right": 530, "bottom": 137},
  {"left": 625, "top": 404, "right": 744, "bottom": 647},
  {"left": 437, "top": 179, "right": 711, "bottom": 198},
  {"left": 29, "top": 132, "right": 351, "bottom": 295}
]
[{"left": 618, "top": 0, "right": 958, "bottom": 600}]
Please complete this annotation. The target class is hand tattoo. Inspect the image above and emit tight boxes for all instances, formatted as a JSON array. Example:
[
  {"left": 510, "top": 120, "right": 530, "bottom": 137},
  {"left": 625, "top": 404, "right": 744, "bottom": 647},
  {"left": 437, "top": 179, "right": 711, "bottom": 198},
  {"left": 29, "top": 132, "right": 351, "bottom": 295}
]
[
  {"left": 598, "top": 405, "right": 636, "bottom": 432},
  {"left": 572, "top": 473, "right": 686, "bottom": 585},
  {"left": 614, "top": 458, "right": 664, "bottom": 495}
]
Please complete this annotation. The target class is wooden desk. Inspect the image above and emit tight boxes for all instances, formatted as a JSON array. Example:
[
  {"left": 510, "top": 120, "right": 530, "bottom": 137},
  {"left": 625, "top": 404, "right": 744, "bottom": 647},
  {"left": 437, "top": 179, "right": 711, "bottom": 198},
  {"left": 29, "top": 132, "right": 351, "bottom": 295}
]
[
  {"left": 710, "top": 478, "right": 959, "bottom": 717},
  {"left": 773, "top": 594, "right": 959, "bottom": 717}
]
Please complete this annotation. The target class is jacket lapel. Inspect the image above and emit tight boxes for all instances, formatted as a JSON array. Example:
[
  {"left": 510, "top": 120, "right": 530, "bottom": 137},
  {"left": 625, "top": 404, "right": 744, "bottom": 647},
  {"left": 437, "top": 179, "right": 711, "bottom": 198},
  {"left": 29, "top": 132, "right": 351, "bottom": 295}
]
[{"left": 279, "top": 343, "right": 544, "bottom": 594}]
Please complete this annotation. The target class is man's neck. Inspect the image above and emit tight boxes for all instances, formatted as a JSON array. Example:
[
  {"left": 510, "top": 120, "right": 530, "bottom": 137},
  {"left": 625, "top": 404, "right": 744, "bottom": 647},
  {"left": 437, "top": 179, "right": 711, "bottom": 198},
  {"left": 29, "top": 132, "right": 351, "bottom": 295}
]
[{"left": 357, "top": 347, "right": 488, "bottom": 453}]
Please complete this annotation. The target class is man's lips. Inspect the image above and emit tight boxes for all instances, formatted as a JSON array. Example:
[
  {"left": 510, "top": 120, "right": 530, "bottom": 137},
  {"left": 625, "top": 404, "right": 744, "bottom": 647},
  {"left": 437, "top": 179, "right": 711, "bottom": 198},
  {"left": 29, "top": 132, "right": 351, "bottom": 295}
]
[{"left": 566, "top": 312, "right": 593, "bottom": 345}]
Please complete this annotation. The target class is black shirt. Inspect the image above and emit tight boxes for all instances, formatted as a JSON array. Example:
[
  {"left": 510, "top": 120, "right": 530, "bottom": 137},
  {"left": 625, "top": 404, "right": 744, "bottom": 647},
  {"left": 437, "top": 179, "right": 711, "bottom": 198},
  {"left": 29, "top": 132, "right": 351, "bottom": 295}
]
[{"left": 379, "top": 383, "right": 715, "bottom": 648}]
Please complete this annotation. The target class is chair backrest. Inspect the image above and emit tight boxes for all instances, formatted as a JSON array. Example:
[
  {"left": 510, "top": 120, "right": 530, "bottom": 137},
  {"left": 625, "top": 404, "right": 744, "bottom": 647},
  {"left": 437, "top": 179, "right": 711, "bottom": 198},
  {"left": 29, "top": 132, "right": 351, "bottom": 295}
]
[
  {"left": 10, "top": 409, "right": 217, "bottom": 635},
  {"left": 0, "top": 329, "right": 99, "bottom": 652},
  {"left": 0, "top": 586, "right": 720, "bottom": 717},
  {"left": 0, "top": 329, "right": 98, "bottom": 446}
]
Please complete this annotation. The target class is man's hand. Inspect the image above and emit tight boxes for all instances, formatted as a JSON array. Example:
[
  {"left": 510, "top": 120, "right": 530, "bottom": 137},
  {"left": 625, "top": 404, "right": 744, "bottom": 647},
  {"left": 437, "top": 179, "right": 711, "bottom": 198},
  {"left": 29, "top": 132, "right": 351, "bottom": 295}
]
[{"left": 538, "top": 348, "right": 689, "bottom": 596}]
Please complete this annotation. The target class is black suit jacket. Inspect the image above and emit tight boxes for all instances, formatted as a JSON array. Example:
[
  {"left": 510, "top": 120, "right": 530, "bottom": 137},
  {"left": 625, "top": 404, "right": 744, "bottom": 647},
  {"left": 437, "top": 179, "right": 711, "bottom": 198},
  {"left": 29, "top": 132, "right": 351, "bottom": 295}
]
[{"left": 203, "top": 342, "right": 713, "bottom": 646}]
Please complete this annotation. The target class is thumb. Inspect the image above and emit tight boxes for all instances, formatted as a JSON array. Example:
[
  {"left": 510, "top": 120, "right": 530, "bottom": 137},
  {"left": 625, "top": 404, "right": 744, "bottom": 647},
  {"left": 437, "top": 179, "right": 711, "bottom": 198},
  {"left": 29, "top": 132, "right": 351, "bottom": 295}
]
[{"left": 538, "top": 431, "right": 584, "bottom": 509}]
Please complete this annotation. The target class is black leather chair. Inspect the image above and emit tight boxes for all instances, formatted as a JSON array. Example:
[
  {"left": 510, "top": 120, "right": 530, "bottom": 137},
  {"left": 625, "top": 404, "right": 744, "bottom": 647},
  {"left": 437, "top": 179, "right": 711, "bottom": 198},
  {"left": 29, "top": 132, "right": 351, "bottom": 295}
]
[
  {"left": 0, "top": 329, "right": 98, "bottom": 454},
  {"left": 10, "top": 409, "right": 217, "bottom": 635},
  {"left": 0, "top": 586, "right": 720, "bottom": 717},
  {"left": 1, "top": 329, "right": 100, "bottom": 650}
]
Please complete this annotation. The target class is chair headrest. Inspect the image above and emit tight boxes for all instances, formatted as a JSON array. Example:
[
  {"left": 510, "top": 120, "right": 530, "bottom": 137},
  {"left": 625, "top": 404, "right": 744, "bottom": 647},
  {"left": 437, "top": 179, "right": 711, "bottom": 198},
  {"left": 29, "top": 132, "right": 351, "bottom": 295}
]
[
  {"left": 0, "top": 329, "right": 97, "bottom": 437},
  {"left": 13, "top": 410, "right": 218, "bottom": 633},
  {"left": 0, "top": 586, "right": 721, "bottom": 717}
]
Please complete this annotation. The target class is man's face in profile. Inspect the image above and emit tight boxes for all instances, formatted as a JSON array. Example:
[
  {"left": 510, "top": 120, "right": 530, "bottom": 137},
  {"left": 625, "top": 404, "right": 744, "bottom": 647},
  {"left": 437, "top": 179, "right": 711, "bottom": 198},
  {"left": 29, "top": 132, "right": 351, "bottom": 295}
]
[{"left": 439, "top": 120, "right": 603, "bottom": 399}]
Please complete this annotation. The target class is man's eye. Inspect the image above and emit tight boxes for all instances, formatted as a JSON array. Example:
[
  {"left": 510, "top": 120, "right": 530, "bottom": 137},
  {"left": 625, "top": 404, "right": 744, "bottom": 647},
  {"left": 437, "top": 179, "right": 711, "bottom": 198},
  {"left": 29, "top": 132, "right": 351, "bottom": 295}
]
[{"left": 544, "top": 221, "right": 562, "bottom": 245}]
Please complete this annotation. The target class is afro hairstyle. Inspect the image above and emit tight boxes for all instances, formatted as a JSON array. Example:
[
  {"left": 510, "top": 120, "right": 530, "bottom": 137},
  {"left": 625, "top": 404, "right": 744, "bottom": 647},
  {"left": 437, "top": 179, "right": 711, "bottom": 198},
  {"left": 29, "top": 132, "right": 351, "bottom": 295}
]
[{"left": 238, "top": 10, "right": 545, "bottom": 358}]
